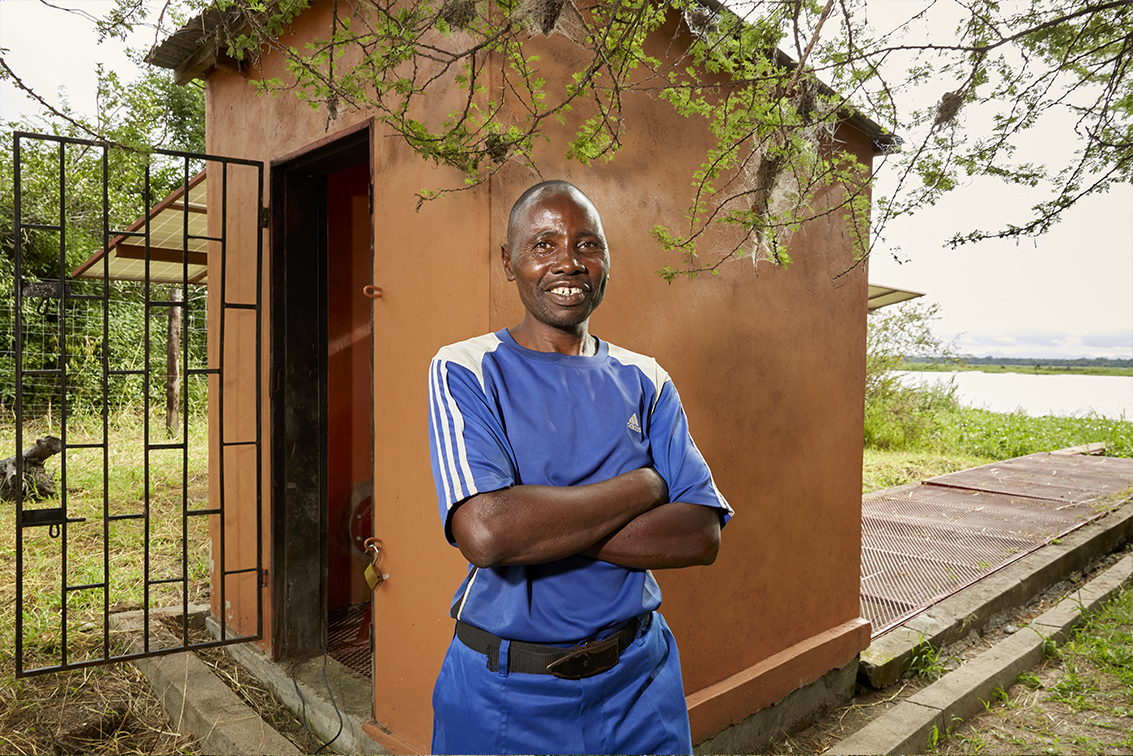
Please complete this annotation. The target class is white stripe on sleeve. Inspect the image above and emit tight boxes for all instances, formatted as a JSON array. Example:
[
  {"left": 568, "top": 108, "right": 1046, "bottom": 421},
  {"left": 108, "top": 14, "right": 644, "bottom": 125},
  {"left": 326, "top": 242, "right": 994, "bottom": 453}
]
[
  {"left": 431, "top": 359, "right": 466, "bottom": 505},
  {"left": 439, "top": 360, "right": 479, "bottom": 505},
  {"left": 429, "top": 359, "right": 458, "bottom": 505}
]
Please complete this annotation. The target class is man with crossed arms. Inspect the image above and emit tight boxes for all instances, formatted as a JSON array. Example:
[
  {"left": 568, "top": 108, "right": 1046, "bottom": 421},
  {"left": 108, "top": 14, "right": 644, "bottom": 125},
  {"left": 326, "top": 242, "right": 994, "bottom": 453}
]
[{"left": 427, "top": 180, "right": 732, "bottom": 755}]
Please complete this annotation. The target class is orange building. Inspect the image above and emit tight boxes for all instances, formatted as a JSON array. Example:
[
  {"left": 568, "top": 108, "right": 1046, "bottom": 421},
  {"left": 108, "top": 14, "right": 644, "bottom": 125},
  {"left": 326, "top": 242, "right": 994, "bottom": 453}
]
[{"left": 149, "top": 2, "right": 891, "bottom": 751}]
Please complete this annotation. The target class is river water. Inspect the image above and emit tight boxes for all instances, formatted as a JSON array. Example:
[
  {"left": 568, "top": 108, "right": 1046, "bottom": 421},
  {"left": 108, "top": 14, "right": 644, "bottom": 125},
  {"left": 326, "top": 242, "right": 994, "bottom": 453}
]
[{"left": 896, "top": 370, "right": 1133, "bottom": 420}]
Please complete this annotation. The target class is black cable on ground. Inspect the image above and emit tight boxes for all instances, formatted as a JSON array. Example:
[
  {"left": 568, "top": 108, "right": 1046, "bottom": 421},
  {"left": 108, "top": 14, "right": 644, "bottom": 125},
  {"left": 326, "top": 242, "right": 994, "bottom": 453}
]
[
  {"left": 290, "top": 647, "right": 345, "bottom": 755},
  {"left": 314, "top": 647, "right": 344, "bottom": 755},
  {"left": 290, "top": 661, "right": 314, "bottom": 754}
]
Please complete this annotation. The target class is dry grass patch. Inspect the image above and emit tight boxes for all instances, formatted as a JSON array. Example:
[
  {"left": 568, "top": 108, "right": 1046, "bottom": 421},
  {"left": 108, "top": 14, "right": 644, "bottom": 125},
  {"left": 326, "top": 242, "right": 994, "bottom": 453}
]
[
  {"left": 862, "top": 448, "right": 994, "bottom": 492},
  {"left": 0, "top": 641, "right": 200, "bottom": 755},
  {"left": 2, "top": 411, "right": 211, "bottom": 754}
]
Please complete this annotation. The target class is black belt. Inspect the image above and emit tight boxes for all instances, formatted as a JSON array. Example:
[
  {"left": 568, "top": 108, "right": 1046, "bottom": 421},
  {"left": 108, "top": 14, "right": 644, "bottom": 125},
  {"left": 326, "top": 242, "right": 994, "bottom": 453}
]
[{"left": 455, "top": 616, "right": 643, "bottom": 680}]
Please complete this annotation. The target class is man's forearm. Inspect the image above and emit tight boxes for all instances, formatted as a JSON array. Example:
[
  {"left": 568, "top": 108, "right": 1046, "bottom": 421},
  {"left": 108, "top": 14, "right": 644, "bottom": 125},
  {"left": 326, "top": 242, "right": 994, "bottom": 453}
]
[
  {"left": 450, "top": 468, "right": 668, "bottom": 568},
  {"left": 581, "top": 502, "right": 721, "bottom": 570}
]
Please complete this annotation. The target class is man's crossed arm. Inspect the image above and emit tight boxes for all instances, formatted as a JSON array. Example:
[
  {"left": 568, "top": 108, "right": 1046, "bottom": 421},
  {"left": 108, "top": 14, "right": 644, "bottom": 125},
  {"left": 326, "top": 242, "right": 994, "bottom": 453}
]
[{"left": 450, "top": 468, "right": 720, "bottom": 570}]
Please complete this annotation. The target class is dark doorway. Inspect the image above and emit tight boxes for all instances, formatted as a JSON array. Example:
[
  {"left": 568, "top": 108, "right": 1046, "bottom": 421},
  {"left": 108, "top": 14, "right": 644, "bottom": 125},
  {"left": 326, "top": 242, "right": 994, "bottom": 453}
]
[{"left": 270, "top": 126, "right": 373, "bottom": 668}]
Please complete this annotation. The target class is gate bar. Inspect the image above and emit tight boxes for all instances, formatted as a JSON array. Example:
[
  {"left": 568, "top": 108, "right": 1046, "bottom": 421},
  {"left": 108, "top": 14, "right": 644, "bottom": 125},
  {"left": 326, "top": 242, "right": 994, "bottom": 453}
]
[
  {"left": 56, "top": 138, "right": 71, "bottom": 669},
  {"left": 13, "top": 133, "right": 24, "bottom": 672}
]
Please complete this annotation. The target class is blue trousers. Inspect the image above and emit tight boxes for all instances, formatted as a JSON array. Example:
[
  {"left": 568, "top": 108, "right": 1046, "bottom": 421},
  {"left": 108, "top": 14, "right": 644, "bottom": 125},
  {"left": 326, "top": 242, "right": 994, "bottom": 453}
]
[{"left": 431, "top": 612, "right": 693, "bottom": 755}]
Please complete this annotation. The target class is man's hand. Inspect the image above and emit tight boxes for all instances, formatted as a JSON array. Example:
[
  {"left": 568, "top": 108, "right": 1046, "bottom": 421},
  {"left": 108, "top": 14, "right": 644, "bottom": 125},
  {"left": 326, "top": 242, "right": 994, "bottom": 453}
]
[
  {"left": 582, "top": 502, "right": 721, "bottom": 570},
  {"left": 450, "top": 468, "right": 668, "bottom": 568}
]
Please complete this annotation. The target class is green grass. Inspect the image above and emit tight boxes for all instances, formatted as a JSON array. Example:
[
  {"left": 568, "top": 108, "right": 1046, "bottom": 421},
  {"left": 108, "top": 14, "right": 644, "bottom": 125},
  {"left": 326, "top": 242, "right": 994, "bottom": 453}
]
[
  {"left": 862, "top": 448, "right": 994, "bottom": 492},
  {"left": 865, "top": 373, "right": 1133, "bottom": 465},
  {"left": 1051, "top": 586, "right": 1133, "bottom": 712},
  {"left": 909, "top": 634, "right": 950, "bottom": 681},
  {"left": 901, "top": 361, "right": 1133, "bottom": 377},
  {"left": 1, "top": 411, "right": 211, "bottom": 674},
  {"left": 930, "top": 583, "right": 1133, "bottom": 754},
  {"left": 941, "top": 407, "right": 1133, "bottom": 459}
]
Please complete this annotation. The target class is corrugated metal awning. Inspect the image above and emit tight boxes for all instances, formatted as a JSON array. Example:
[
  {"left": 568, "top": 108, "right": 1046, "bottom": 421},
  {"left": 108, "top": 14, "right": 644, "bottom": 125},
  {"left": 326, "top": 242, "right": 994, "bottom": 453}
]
[
  {"left": 868, "top": 283, "right": 925, "bottom": 311},
  {"left": 72, "top": 171, "right": 209, "bottom": 284}
]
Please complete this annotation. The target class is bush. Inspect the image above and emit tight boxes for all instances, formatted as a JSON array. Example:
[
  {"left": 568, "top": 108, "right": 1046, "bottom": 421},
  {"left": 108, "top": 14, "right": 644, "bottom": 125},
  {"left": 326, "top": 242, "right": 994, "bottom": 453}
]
[
  {"left": 865, "top": 301, "right": 959, "bottom": 451},
  {"left": 943, "top": 408, "right": 1133, "bottom": 459},
  {"left": 864, "top": 380, "right": 959, "bottom": 450}
]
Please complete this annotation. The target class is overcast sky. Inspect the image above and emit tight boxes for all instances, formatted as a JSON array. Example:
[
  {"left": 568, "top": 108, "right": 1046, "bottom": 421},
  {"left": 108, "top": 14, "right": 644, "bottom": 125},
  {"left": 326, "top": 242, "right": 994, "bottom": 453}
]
[
  {"left": 3, "top": 0, "right": 1131, "bottom": 360},
  {"left": 861, "top": 0, "right": 1133, "bottom": 361}
]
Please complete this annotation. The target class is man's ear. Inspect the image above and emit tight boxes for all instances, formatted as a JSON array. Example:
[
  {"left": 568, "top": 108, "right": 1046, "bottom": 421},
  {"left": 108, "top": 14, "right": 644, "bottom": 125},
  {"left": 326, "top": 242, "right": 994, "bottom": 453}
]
[{"left": 501, "top": 244, "right": 516, "bottom": 281}]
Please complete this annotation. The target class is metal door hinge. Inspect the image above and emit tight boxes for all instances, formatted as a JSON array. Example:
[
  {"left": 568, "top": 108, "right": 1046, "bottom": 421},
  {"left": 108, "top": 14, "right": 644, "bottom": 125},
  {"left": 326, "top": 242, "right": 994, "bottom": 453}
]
[{"left": 259, "top": 206, "right": 271, "bottom": 229}]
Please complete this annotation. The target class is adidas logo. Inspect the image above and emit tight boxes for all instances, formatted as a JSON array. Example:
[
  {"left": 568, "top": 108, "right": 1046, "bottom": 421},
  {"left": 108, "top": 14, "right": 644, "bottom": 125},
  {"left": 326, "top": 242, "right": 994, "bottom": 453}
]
[{"left": 627, "top": 413, "right": 642, "bottom": 434}]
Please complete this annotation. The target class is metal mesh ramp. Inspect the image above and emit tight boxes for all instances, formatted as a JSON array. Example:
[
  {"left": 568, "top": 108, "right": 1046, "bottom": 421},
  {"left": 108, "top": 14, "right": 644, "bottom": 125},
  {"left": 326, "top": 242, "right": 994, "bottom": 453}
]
[
  {"left": 861, "top": 453, "right": 1133, "bottom": 637},
  {"left": 328, "top": 603, "right": 372, "bottom": 678},
  {"left": 925, "top": 453, "right": 1133, "bottom": 504}
]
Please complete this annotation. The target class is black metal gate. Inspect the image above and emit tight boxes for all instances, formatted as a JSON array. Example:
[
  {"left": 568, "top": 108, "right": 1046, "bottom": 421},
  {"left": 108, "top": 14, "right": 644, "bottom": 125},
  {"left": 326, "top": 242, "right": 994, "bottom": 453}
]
[{"left": 9, "top": 132, "right": 264, "bottom": 675}]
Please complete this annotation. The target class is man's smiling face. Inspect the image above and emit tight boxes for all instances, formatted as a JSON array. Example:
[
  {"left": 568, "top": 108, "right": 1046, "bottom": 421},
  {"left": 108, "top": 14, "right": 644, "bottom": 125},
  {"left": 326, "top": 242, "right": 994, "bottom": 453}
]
[{"left": 502, "top": 187, "right": 610, "bottom": 335}]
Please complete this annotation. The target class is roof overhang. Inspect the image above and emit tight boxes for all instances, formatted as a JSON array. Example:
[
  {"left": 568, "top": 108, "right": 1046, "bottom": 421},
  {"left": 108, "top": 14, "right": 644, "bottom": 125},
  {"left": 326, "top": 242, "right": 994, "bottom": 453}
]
[
  {"left": 146, "top": 1, "right": 900, "bottom": 153},
  {"left": 145, "top": 4, "right": 258, "bottom": 85},
  {"left": 72, "top": 171, "right": 209, "bottom": 284},
  {"left": 868, "top": 283, "right": 925, "bottom": 311}
]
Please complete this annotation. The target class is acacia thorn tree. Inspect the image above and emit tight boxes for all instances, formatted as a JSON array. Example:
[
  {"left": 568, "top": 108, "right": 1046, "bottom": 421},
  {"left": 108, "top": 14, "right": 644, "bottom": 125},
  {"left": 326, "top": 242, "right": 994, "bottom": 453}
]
[{"left": 3, "top": 0, "right": 1131, "bottom": 277}]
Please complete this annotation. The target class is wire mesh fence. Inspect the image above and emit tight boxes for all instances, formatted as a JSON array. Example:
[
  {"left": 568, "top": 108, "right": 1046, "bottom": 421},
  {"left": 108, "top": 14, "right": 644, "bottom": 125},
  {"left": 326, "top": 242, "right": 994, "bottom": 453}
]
[{"left": 0, "top": 280, "right": 208, "bottom": 423}]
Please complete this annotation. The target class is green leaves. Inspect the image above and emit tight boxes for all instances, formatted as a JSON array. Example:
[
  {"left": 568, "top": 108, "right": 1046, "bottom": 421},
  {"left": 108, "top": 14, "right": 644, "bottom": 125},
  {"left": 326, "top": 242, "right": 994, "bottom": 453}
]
[
  {"left": 170, "top": 1, "right": 888, "bottom": 277},
  {"left": 9, "top": 0, "right": 1125, "bottom": 290},
  {"left": 864, "top": 0, "right": 1133, "bottom": 246}
]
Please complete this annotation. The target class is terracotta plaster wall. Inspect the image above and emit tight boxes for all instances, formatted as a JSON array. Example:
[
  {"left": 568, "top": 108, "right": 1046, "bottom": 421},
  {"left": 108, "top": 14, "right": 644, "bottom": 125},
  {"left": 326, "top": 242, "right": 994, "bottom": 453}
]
[
  {"left": 201, "top": 1, "right": 871, "bottom": 749},
  {"left": 202, "top": 3, "right": 488, "bottom": 749},
  {"left": 365, "top": 111, "right": 493, "bottom": 756},
  {"left": 205, "top": 156, "right": 270, "bottom": 639},
  {"left": 485, "top": 26, "right": 872, "bottom": 740}
]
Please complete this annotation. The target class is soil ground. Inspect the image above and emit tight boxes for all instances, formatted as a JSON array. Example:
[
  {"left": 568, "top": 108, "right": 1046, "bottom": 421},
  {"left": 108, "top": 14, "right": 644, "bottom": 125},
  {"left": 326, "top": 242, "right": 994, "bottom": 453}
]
[{"left": 0, "top": 621, "right": 313, "bottom": 755}]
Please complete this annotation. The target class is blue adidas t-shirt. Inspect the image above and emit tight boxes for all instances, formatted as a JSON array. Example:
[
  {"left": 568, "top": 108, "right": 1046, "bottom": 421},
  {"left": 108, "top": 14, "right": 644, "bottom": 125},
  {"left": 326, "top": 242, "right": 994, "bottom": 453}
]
[{"left": 428, "top": 328, "right": 732, "bottom": 643}]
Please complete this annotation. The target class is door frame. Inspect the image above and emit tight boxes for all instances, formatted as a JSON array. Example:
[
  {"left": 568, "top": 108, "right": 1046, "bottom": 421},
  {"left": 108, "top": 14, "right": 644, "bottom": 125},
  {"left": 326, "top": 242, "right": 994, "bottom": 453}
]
[{"left": 268, "top": 121, "right": 373, "bottom": 661}]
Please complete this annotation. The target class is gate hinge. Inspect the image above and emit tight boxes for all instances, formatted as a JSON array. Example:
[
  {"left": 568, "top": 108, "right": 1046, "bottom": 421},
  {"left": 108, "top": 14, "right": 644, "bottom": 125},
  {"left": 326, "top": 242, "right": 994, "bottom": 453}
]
[
  {"left": 368, "top": 184, "right": 373, "bottom": 215},
  {"left": 260, "top": 568, "right": 270, "bottom": 587},
  {"left": 259, "top": 206, "right": 271, "bottom": 229}
]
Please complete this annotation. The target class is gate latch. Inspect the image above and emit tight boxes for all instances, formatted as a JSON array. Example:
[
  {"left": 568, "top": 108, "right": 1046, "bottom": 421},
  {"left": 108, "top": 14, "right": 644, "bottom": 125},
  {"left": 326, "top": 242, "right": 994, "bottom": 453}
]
[{"left": 20, "top": 507, "right": 86, "bottom": 538}]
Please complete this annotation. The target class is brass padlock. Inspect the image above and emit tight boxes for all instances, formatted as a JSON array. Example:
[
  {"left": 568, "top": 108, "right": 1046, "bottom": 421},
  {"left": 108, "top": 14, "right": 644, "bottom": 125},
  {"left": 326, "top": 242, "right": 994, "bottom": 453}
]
[{"left": 364, "top": 538, "right": 388, "bottom": 591}]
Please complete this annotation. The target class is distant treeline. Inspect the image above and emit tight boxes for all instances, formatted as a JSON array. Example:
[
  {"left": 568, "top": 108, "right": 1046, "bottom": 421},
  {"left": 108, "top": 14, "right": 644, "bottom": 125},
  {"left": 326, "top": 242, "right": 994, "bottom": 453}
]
[{"left": 907, "top": 355, "right": 1133, "bottom": 368}]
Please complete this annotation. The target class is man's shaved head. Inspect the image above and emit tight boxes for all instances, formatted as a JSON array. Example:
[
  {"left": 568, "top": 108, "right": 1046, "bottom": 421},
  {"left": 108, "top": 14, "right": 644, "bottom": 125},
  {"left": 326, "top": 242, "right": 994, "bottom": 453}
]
[
  {"left": 501, "top": 180, "right": 610, "bottom": 351},
  {"left": 506, "top": 180, "right": 600, "bottom": 249}
]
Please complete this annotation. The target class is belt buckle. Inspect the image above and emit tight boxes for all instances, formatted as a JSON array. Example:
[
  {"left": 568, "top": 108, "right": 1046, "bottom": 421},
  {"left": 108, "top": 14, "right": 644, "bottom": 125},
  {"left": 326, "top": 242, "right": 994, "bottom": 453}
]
[{"left": 546, "top": 635, "right": 620, "bottom": 680}]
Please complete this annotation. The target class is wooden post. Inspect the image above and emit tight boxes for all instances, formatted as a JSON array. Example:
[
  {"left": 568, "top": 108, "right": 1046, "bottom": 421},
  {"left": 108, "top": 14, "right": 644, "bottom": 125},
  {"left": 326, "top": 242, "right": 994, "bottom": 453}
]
[{"left": 166, "top": 285, "right": 182, "bottom": 437}]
